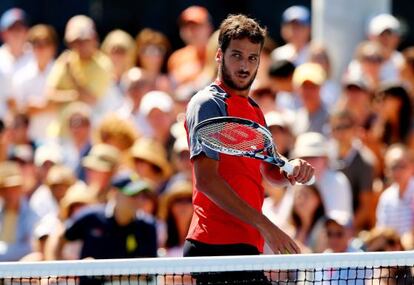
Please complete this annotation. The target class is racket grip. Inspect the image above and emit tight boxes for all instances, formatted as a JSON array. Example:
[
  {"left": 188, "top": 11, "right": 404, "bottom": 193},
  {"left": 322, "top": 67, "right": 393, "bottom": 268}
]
[{"left": 281, "top": 161, "right": 316, "bottom": 185}]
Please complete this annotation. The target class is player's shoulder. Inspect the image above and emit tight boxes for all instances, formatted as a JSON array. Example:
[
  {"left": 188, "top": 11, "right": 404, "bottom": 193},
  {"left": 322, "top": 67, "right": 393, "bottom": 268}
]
[
  {"left": 66, "top": 204, "right": 106, "bottom": 225},
  {"left": 135, "top": 211, "right": 157, "bottom": 227},
  {"left": 192, "top": 83, "right": 228, "bottom": 101},
  {"left": 247, "top": 95, "right": 261, "bottom": 108},
  {"left": 187, "top": 83, "right": 228, "bottom": 111}
]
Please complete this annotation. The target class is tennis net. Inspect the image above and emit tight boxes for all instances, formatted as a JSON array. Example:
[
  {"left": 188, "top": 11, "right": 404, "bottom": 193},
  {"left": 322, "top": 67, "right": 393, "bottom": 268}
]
[{"left": 0, "top": 251, "right": 413, "bottom": 284}]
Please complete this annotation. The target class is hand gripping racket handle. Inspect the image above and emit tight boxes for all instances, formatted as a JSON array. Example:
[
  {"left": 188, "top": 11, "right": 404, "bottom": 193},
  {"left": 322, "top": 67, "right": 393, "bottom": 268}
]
[{"left": 281, "top": 161, "right": 316, "bottom": 185}]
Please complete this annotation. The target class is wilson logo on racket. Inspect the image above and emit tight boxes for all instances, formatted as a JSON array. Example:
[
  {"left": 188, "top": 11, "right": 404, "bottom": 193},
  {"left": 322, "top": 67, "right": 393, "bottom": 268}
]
[
  {"left": 209, "top": 125, "right": 257, "bottom": 146},
  {"left": 194, "top": 116, "right": 315, "bottom": 185}
]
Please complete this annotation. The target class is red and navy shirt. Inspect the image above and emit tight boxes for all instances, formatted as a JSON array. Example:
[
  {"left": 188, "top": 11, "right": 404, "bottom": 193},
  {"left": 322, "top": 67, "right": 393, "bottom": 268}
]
[{"left": 185, "top": 80, "right": 267, "bottom": 252}]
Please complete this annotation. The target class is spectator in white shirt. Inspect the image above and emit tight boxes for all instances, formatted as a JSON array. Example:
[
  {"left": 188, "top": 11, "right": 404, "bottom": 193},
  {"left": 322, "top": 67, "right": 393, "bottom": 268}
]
[
  {"left": 271, "top": 5, "right": 310, "bottom": 66},
  {"left": 117, "top": 67, "right": 153, "bottom": 136},
  {"left": 367, "top": 14, "right": 404, "bottom": 82},
  {"left": 11, "top": 24, "right": 58, "bottom": 142},
  {"left": 0, "top": 8, "right": 34, "bottom": 116},
  {"left": 376, "top": 144, "right": 414, "bottom": 236},
  {"left": 0, "top": 8, "right": 33, "bottom": 75},
  {"left": 30, "top": 165, "right": 76, "bottom": 219},
  {"left": 291, "top": 132, "right": 353, "bottom": 218}
]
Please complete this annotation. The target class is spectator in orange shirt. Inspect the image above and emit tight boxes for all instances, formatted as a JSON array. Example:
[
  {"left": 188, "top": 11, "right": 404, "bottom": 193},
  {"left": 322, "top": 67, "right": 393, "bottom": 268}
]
[{"left": 167, "top": 6, "right": 213, "bottom": 86}]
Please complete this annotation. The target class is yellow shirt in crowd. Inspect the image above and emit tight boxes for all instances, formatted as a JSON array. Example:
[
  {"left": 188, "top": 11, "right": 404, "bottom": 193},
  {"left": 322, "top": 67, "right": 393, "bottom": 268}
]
[{"left": 46, "top": 49, "right": 112, "bottom": 100}]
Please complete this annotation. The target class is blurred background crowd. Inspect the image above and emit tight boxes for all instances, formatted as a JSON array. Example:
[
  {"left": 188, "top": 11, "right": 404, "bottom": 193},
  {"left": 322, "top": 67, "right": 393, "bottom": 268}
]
[{"left": 0, "top": 1, "right": 412, "bottom": 265}]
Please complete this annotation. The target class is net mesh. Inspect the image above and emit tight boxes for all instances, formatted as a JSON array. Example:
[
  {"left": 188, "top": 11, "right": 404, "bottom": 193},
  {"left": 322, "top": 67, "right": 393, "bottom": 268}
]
[
  {"left": 0, "top": 251, "right": 413, "bottom": 284},
  {"left": 196, "top": 121, "right": 271, "bottom": 154}
]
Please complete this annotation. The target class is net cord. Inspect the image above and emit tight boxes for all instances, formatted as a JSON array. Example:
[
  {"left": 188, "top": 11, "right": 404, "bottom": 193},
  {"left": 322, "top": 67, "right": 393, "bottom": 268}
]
[{"left": 0, "top": 251, "right": 413, "bottom": 278}]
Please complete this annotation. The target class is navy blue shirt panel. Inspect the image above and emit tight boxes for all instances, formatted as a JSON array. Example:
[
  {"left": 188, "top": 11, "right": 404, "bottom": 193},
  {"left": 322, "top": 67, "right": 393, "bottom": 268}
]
[{"left": 64, "top": 205, "right": 157, "bottom": 259}]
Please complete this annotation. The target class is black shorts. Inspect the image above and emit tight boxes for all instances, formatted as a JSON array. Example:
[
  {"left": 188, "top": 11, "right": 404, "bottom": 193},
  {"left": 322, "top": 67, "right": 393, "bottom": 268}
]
[{"left": 183, "top": 239, "right": 271, "bottom": 285}]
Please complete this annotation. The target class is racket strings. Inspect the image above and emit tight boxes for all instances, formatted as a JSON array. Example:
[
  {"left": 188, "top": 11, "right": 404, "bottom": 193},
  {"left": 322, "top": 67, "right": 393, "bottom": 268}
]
[{"left": 197, "top": 121, "right": 271, "bottom": 152}]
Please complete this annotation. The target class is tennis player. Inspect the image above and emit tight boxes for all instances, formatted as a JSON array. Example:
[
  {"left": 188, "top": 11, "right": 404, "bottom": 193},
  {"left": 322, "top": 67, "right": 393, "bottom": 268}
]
[{"left": 184, "top": 14, "right": 314, "bottom": 268}]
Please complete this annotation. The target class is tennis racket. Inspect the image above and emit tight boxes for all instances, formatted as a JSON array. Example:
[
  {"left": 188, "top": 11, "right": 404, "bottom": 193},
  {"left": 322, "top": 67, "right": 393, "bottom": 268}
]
[{"left": 194, "top": 116, "right": 315, "bottom": 185}]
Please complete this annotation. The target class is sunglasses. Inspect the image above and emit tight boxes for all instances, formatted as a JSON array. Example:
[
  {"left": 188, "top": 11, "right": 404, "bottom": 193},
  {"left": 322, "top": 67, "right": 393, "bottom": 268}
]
[
  {"left": 362, "top": 55, "right": 384, "bottom": 63},
  {"left": 69, "top": 117, "right": 89, "bottom": 128},
  {"left": 141, "top": 45, "right": 165, "bottom": 57},
  {"left": 389, "top": 162, "right": 409, "bottom": 172},
  {"left": 345, "top": 85, "right": 365, "bottom": 92},
  {"left": 327, "top": 230, "right": 345, "bottom": 238},
  {"left": 32, "top": 40, "right": 53, "bottom": 48},
  {"left": 331, "top": 123, "right": 353, "bottom": 132}
]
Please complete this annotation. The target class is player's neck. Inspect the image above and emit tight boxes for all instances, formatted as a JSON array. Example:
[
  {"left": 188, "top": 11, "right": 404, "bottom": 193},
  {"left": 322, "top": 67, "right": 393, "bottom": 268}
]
[
  {"left": 216, "top": 79, "right": 250, "bottom": 98},
  {"left": 231, "top": 88, "right": 249, "bottom": 98}
]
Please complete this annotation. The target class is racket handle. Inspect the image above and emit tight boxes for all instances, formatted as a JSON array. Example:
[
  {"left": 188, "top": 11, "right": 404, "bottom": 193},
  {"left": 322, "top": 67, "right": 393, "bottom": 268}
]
[{"left": 281, "top": 161, "right": 316, "bottom": 185}]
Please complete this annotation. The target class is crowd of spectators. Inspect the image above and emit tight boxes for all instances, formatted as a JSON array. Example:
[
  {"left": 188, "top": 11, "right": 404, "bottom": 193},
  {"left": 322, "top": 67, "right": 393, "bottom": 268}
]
[{"left": 0, "top": 4, "right": 412, "bottom": 264}]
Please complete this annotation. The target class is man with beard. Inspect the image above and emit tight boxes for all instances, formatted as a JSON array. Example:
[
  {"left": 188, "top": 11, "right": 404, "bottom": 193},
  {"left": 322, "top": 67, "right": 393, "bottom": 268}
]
[{"left": 184, "top": 14, "right": 314, "bottom": 284}]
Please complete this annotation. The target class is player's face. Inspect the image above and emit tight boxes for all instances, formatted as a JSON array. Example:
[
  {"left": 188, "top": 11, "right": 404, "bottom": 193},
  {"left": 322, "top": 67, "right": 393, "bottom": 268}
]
[{"left": 219, "top": 38, "right": 261, "bottom": 91}]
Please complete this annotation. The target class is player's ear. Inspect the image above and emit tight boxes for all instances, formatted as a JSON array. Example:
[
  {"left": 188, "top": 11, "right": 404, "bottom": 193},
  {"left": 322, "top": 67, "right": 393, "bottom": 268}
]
[{"left": 216, "top": 48, "right": 223, "bottom": 64}]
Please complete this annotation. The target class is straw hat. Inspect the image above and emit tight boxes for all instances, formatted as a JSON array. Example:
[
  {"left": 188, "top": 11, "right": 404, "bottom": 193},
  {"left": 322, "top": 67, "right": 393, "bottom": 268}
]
[
  {"left": 293, "top": 63, "right": 326, "bottom": 88},
  {"left": 59, "top": 182, "right": 96, "bottom": 220},
  {"left": 82, "top": 143, "right": 120, "bottom": 172},
  {"left": 0, "top": 161, "right": 23, "bottom": 189},
  {"left": 159, "top": 180, "right": 193, "bottom": 220},
  {"left": 131, "top": 138, "right": 172, "bottom": 178},
  {"left": 46, "top": 165, "right": 76, "bottom": 187}
]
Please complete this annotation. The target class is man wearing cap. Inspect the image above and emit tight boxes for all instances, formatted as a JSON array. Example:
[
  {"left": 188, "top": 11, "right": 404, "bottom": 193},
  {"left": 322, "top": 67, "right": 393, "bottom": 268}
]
[
  {"left": 131, "top": 137, "right": 172, "bottom": 193},
  {"left": 167, "top": 5, "right": 213, "bottom": 85},
  {"left": 59, "top": 101, "right": 92, "bottom": 180},
  {"left": 292, "top": 63, "right": 329, "bottom": 136},
  {"left": 0, "top": 7, "right": 34, "bottom": 117},
  {"left": 0, "top": 8, "right": 33, "bottom": 76},
  {"left": 0, "top": 161, "right": 40, "bottom": 261},
  {"left": 166, "top": 135, "right": 192, "bottom": 191},
  {"left": 314, "top": 210, "right": 364, "bottom": 284},
  {"left": 271, "top": 5, "right": 311, "bottom": 66},
  {"left": 82, "top": 143, "right": 120, "bottom": 203},
  {"left": 11, "top": 24, "right": 59, "bottom": 141},
  {"left": 30, "top": 165, "right": 76, "bottom": 219},
  {"left": 376, "top": 144, "right": 414, "bottom": 236},
  {"left": 324, "top": 210, "right": 359, "bottom": 253},
  {"left": 48, "top": 176, "right": 157, "bottom": 260},
  {"left": 367, "top": 14, "right": 403, "bottom": 82},
  {"left": 116, "top": 67, "right": 153, "bottom": 136},
  {"left": 329, "top": 110, "right": 376, "bottom": 232},
  {"left": 291, "top": 132, "right": 353, "bottom": 218},
  {"left": 337, "top": 74, "right": 375, "bottom": 129},
  {"left": 46, "top": 15, "right": 112, "bottom": 105},
  {"left": 268, "top": 59, "right": 301, "bottom": 112},
  {"left": 30, "top": 143, "right": 63, "bottom": 189},
  {"left": 139, "top": 90, "right": 174, "bottom": 145},
  {"left": 265, "top": 111, "right": 293, "bottom": 158}
]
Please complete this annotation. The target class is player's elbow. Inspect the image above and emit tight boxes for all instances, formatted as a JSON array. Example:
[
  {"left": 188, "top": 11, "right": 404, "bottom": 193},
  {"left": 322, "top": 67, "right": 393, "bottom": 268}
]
[
  {"left": 195, "top": 171, "right": 216, "bottom": 195},
  {"left": 193, "top": 155, "right": 220, "bottom": 195}
]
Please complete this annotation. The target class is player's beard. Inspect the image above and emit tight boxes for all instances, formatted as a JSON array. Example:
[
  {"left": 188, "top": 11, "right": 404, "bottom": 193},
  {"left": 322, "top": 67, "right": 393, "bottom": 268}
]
[{"left": 221, "top": 58, "right": 257, "bottom": 91}]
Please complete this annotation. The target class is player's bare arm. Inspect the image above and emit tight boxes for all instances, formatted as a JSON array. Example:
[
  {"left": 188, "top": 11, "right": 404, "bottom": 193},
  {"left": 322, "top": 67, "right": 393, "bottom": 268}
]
[
  {"left": 261, "top": 158, "right": 315, "bottom": 186},
  {"left": 194, "top": 154, "right": 301, "bottom": 254}
]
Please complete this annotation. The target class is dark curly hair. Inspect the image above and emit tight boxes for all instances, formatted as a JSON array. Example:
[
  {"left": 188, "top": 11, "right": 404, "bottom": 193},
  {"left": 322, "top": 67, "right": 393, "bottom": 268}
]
[{"left": 218, "top": 14, "right": 267, "bottom": 53}]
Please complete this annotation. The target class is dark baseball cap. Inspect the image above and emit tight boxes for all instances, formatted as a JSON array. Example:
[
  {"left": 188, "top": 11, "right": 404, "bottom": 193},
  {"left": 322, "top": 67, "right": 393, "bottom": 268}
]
[{"left": 112, "top": 174, "right": 153, "bottom": 196}]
